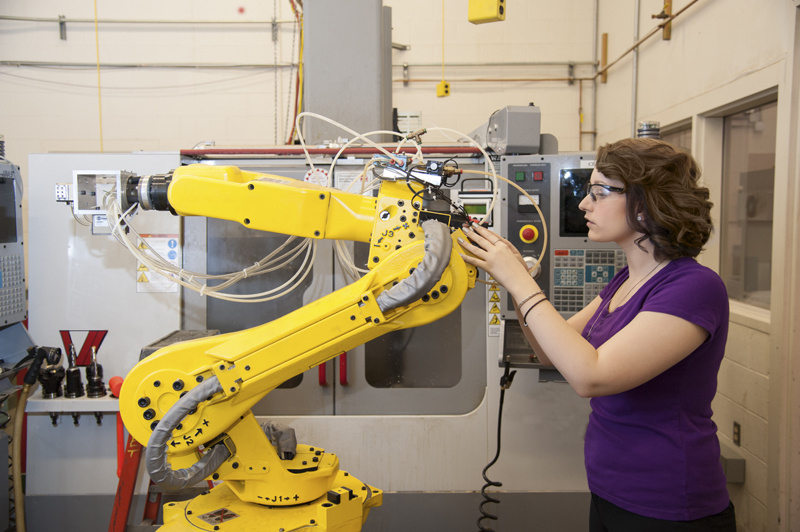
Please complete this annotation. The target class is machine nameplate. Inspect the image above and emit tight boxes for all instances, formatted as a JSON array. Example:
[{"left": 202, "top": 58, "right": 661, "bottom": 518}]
[{"left": 198, "top": 508, "right": 240, "bottom": 525}]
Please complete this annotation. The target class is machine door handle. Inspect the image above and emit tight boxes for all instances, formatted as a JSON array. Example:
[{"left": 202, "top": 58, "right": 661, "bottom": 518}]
[
  {"left": 318, "top": 352, "right": 347, "bottom": 386},
  {"left": 339, "top": 352, "right": 348, "bottom": 386}
]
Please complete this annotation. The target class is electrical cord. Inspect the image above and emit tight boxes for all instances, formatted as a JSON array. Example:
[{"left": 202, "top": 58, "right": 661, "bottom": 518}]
[
  {"left": 103, "top": 191, "right": 317, "bottom": 302},
  {"left": 2, "top": 391, "right": 14, "bottom": 531},
  {"left": 8, "top": 434, "right": 15, "bottom": 532},
  {"left": 461, "top": 169, "right": 549, "bottom": 279},
  {"left": 12, "top": 383, "right": 29, "bottom": 532},
  {"left": 289, "top": 113, "right": 501, "bottom": 286},
  {"left": 478, "top": 360, "right": 516, "bottom": 532},
  {"left": 88, "top": 113, "right": 500, "bottom": 300}
]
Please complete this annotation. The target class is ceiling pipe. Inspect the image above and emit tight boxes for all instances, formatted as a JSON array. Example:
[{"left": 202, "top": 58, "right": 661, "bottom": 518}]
[
  {"left": 179, "top": 146, "right": 484, "bottom": 159},
  {"left": 631, "top": 0, "right": 641, "bottom": 138}
]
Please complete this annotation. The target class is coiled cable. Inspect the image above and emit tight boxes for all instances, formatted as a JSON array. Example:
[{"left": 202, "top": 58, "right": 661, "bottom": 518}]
[{"left": 478, "top": 360, "right": 516, "bottom": 532}]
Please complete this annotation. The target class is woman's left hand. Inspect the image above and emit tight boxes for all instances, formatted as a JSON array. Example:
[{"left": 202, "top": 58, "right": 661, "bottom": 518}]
[{"left": 458, "top": 223, "right": 531, "bottom": 291}]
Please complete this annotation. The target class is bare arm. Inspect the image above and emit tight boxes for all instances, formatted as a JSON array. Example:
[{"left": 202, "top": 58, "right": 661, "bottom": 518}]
[
  {"left": 512, "top": 294, "right": 601, "bottom": 367},
  {"left": 459, "top": 224, "right": 708, "bottom": 397}
]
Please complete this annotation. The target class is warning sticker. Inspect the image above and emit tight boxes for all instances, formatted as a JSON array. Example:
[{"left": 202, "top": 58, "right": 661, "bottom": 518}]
[
  {"left": 486, "top": 275, "right": 502, "bottom": 336},
  {"left": 136, "top": 234, "right": 180, "bottom": 293}
]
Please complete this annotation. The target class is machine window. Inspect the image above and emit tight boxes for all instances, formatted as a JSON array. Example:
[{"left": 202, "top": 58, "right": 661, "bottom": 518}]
[
  {"left": 661, "top": 125, "right": 693, "bottom": 152},
  {"left": 559, "top": 169, "right": 592, "bottom": 237},
  {"left": 355, "top": 241, "right": 463, "bottom": 389},
  {"left": 720, "top": 99, "right": 777, "bottom": 309},
  {"left": 365, "top": 311, "right": 462, "bottom": 388},
  {"left": 0, "top": 178, "right": 18, "bottom": 244}
]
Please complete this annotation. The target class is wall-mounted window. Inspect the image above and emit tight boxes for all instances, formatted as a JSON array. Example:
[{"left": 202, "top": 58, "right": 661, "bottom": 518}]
[
  {"left": 661, "top": 124, "right": 692, "bottom": 153},
  {"left": 720, "top": 100, "right": 777, "bottom": 309}
]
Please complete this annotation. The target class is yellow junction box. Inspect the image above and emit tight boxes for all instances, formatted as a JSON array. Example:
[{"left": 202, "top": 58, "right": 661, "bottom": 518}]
[{"left": 468, "top": 0, "right": 506, "bottom": 24}]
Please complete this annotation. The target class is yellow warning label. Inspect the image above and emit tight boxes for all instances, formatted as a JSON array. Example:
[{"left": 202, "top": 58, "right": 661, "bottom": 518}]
[
  {"left": 489, "top": 284, "right": 500, "bottom": 291},
  {"left": 489, "top": 315, "right": 501, "bottom": 325},
  {"left": 489, "top": 303, "right": 500, "bottom": 314},
  {"left": 138, "top": 263, "right": 149, "bottom": 271},
  {"left": 489, "top": 292, "right": 501, "bottom": 302},
  {"left": 138, "top": 273, "right": 149, "bottom": 283},
  {"left": 138, "top": 241, "right": 147, "bottom": 249}
]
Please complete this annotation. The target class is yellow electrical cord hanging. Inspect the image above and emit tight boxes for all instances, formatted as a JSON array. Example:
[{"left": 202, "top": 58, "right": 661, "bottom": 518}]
[{"left": 436, "top": 0, "right": 450, "bottom": 97}]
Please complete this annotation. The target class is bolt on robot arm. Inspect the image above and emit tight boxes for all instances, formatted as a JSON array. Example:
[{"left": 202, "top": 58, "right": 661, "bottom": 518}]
[{"left": 116, "top": 163, "right": 478, "bottom": 531}]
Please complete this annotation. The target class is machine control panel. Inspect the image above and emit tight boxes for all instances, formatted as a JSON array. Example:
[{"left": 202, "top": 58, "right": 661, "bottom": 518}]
[
  {"left": 499, "top": 153, "right": 625, "bottom": 371},
  {"left": 499, "top": 154, "right": 625, "bottom": 320},
  {"left": 0, "top": 161, "right": 26, "bottom": 326},
  {"left": 501, "top": 161, "right": 552, "bottom": 307}
]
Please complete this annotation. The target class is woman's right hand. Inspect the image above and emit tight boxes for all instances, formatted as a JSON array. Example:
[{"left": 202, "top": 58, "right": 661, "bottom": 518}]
[{"left": 458, "top": 223, "right": 533, "bottom": 293}]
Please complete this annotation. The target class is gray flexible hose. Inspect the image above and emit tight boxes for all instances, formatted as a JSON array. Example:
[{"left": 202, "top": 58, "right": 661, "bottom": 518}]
[
  {"left": 145, "top": 376, "right": 231, "bottom": 490},
  {"left": 261, "top": 420, "right": 298, "bottom": 460},
  {"left": 145, "top": 220, "right": 451, "bottom": 489},
  {"left": 375, "top": 219, "right": 452, "bottom": 313}
]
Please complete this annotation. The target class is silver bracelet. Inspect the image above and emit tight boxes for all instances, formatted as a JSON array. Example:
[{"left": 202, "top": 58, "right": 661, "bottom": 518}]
[{"left": 516, "top": 290, "right": 544, "bottom": 310}]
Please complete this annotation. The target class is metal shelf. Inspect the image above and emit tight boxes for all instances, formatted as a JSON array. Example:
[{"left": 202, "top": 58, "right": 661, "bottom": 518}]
[{"left": 26, "top": 393, "right": 119, "bottom": 413}]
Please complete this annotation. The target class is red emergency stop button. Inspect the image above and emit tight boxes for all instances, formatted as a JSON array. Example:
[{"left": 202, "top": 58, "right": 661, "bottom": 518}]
[{"left": 520, "top": 224, "right": 539, "bottom": 243}]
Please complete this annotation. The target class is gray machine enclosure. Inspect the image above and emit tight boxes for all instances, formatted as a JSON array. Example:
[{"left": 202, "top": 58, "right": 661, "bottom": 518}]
[{"left": 487, "top": 105, "right": 543, "bottom": 155}]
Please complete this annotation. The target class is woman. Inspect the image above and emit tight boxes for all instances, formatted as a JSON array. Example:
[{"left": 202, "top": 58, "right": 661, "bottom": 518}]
[{"left": 459, "top": 138, "right": 736, "bottom": 531}]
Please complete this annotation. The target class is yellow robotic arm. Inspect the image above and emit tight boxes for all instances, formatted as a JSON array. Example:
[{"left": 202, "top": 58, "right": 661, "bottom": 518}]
[{"left": 117, "top": 164, "right": 478, "bottom": 531}]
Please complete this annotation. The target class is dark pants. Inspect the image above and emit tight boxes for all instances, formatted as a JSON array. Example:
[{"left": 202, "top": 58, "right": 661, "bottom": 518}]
[{"left": 590, "top": 493, "right": 736, "bottom": 532}]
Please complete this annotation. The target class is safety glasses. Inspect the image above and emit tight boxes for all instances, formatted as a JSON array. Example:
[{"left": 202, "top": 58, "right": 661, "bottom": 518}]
[{"left": 585, "top": 182, "right": 625, "bottom": 202}]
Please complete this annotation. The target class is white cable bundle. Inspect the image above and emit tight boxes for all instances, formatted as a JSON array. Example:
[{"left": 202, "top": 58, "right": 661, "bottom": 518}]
[
  {"left": 100, "top": 112, "right": 501, "bottom": 300},
  {"left": 103, "top": 191, "right": 317, "bottom": 303}
]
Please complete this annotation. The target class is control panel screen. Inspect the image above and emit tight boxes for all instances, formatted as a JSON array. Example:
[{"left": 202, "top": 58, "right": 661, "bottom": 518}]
[
  {"left": 464, "top": 203, "right": 487, "bottom": 215},
  {"left": 559, "top": 169, "right": 593, "bottom": 237},
  {"left": 0, "top": 178, "right": 18, "bottom": 244}
]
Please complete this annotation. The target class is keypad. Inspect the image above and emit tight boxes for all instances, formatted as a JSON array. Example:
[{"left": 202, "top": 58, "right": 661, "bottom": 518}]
[
  {"left": 0, "top": 253, "right": 25, "bottom": 321},
  {"left": 553, "top": 249, "right": 626, "bottom": 315}
]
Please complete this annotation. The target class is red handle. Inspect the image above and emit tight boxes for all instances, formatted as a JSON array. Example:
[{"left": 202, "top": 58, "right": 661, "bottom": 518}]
[
  {"left": 319, "top": 353, "right": 348, "bottom": 386},
  {"left": 339, "top": 352, "right": 348, "bottom": 386},
  {"left": 116, "top": 412, "right": 124, "bottom": 478}
]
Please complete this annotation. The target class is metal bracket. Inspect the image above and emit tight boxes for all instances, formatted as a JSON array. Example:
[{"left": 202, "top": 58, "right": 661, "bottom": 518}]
[
  {"left": 214, "top": 363, "right": 243, "bottom": 397},
  {"left": 652, "top": 1, "right": 672, "bottom": 40}
]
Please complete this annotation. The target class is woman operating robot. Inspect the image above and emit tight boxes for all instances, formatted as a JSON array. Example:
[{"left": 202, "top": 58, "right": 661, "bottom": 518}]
[{"left": 459, "top": 138, "right": 736, "bottom": 531}]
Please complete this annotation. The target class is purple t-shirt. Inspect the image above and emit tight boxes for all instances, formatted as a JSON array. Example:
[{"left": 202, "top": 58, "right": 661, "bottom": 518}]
[{"left": 582, "top": 257, "right": 730, "bottom": 521}]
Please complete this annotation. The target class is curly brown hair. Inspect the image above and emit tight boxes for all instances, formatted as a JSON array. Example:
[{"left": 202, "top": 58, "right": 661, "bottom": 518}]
[{"left": 595, "top": 138, "right": 713, "bottom": 261}]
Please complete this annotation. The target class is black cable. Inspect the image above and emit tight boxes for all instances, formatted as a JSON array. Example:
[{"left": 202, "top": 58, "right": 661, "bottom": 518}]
[
  {"left": 405, "top": 177, "right": 428, "bottom": 209},
  {"left": 478, "top": 360, "right": 516, "bottom": 532},
  {"left": 12, "top": 352, "right": 34, "bottom": 369}
]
